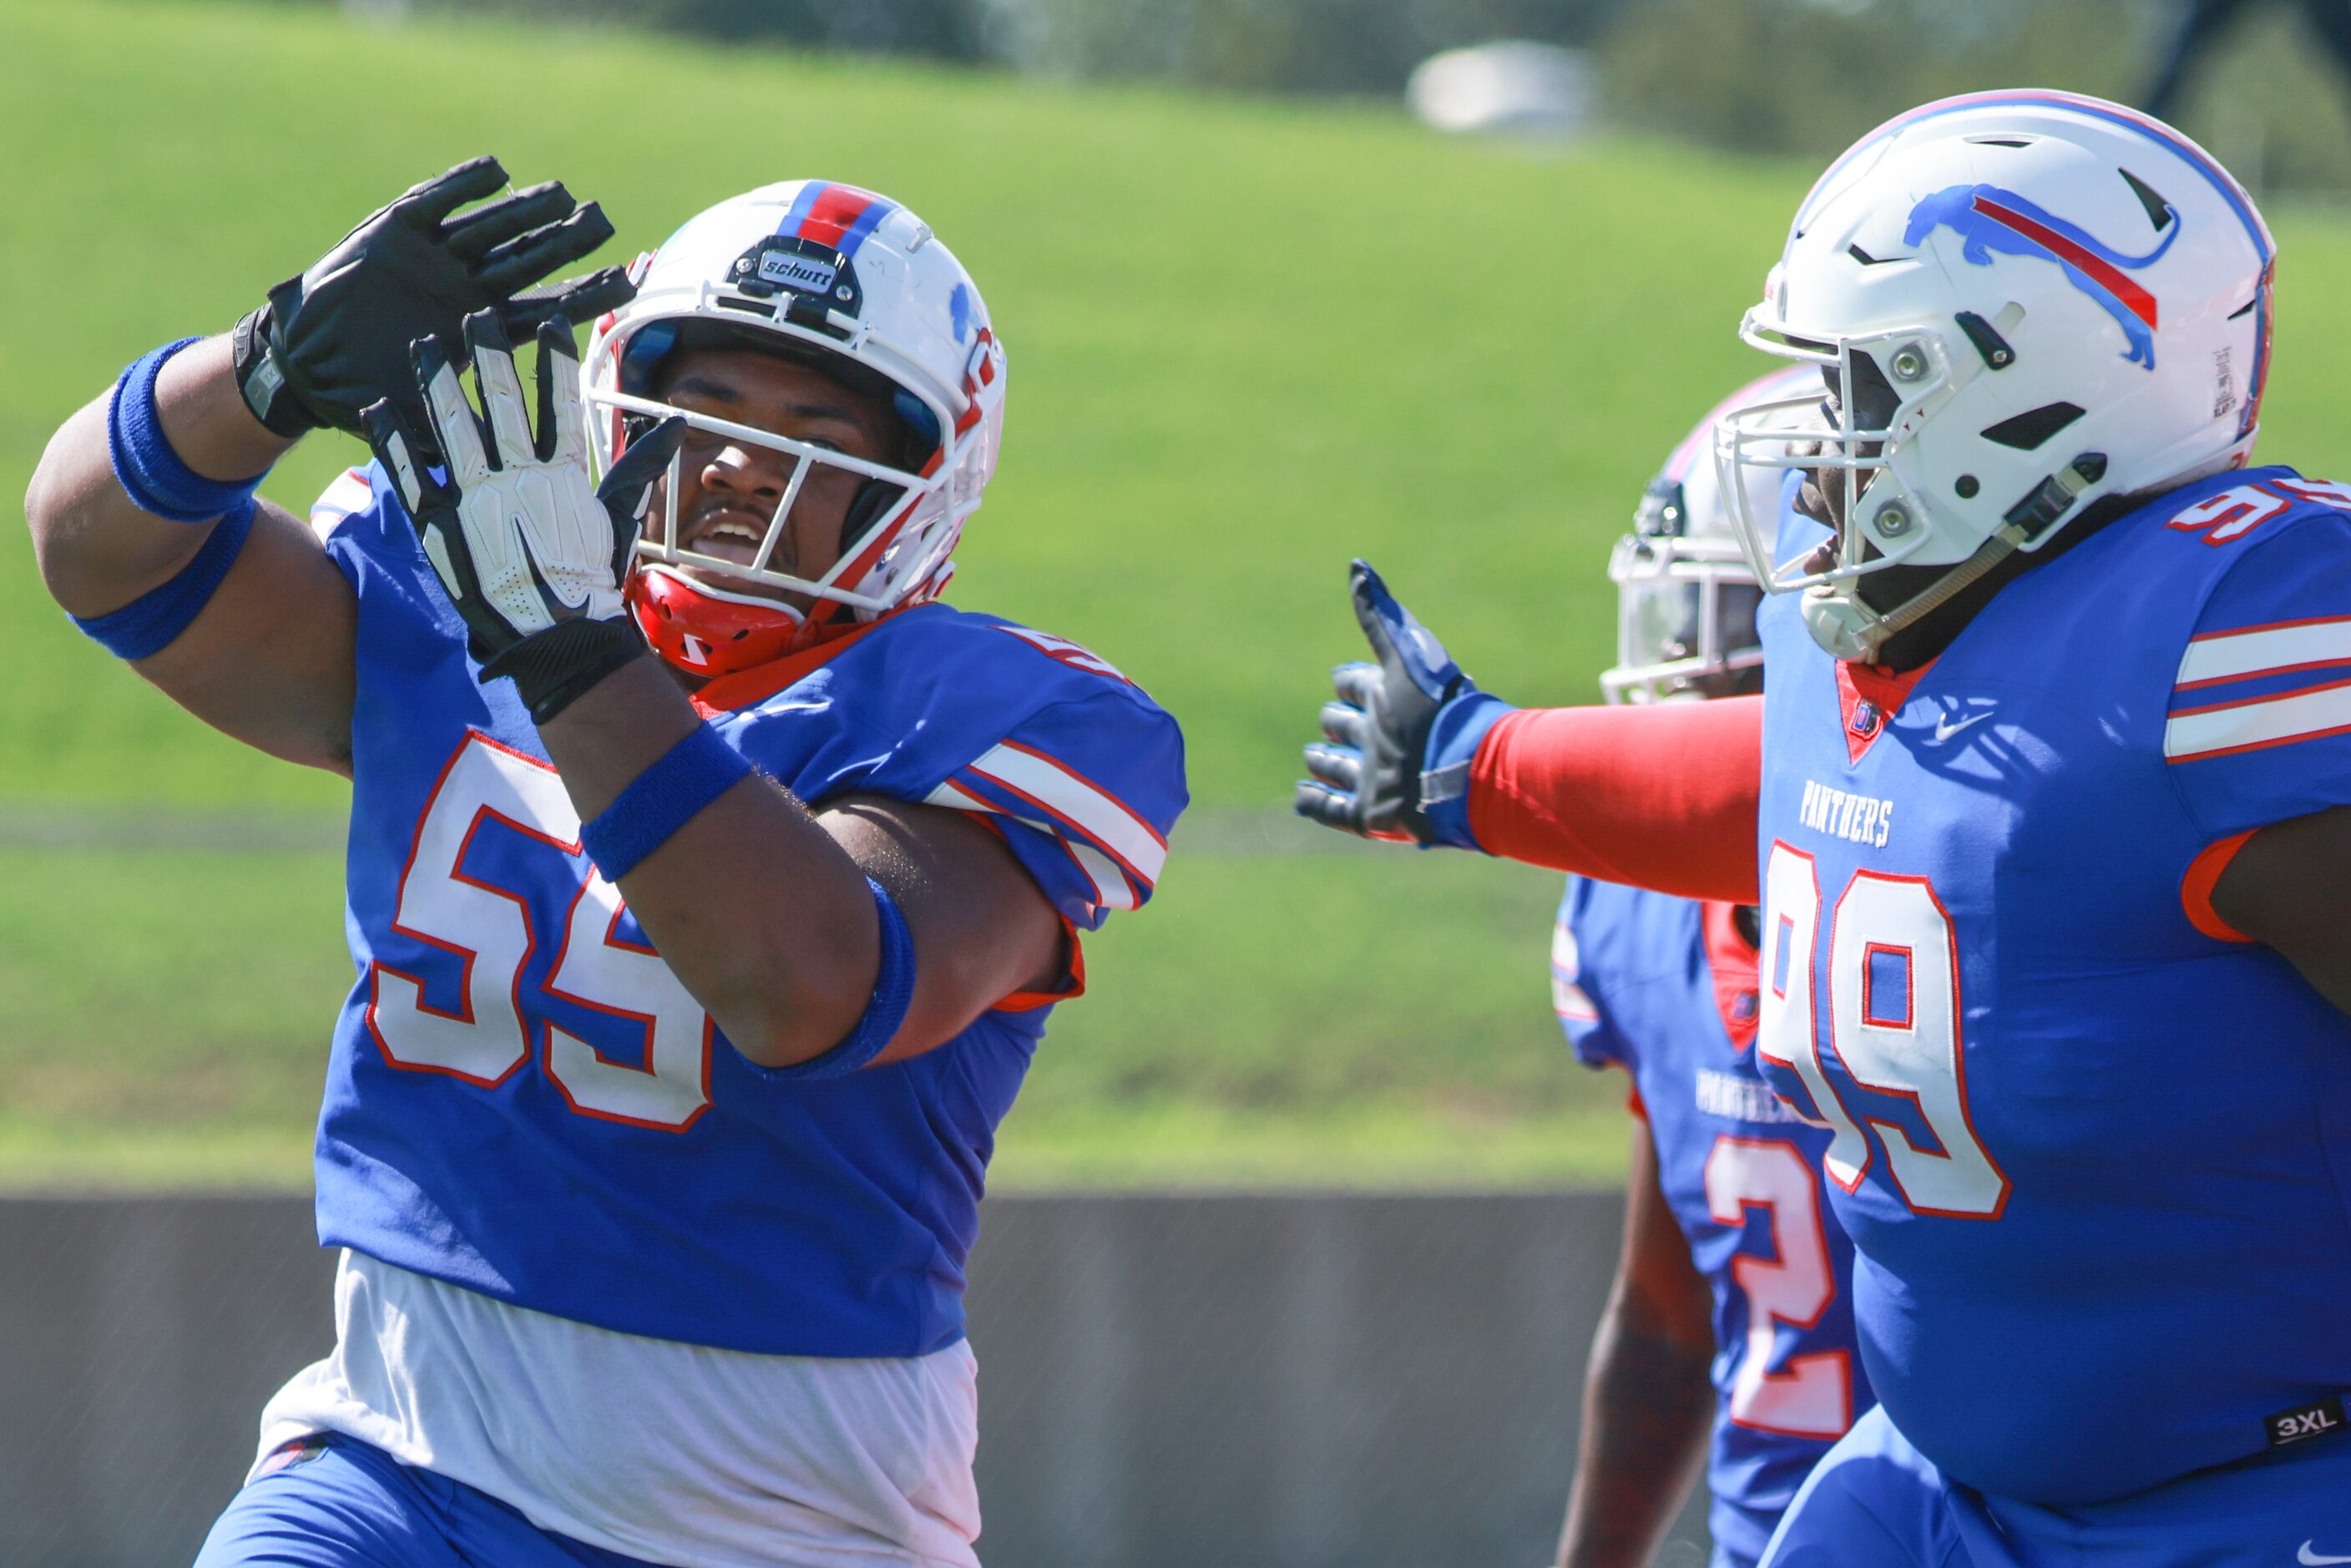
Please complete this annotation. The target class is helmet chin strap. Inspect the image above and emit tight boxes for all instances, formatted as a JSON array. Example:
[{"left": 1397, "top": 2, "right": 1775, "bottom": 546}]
[
  {"left": 1805, "top": 527, "right": 2023, "bottom": 663},
  {"left": 1803, "top": 452, "right": 2110, "bottom": 664}
]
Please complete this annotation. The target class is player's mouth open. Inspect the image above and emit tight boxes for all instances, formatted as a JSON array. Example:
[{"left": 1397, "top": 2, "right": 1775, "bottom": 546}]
[{"left": 682, "top": 507, "right": 776, "bottom": 569}]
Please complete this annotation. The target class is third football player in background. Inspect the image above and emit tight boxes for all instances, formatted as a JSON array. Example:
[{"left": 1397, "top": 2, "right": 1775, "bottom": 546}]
[{"left": 1552, "top": 368, "right": 1872, "bottom": 1568}]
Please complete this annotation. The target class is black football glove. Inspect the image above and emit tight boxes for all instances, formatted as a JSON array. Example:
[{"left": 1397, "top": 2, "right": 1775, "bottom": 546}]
[
  {"left": 1293, "top": 560, "right": 1482, "bottom": 843},
  {"left": 234, "top": 156, "right": 636, "bottom": 441},
  {"left": 362, "top": 309, "right": 686, "bottom": 726}
]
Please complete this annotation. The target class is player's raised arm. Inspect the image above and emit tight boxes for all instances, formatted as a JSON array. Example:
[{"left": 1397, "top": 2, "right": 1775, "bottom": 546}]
[
  {"left": 22, "top": 157, "right": 633, "bottom": 775},
  {"left": 1293, "top": 560, "right": 1765, "bottom": 902}
]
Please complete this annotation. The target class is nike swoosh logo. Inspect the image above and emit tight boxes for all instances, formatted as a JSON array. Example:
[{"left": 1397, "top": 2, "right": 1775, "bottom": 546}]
[
  {"left": 1932, "top": 711, "right": 1993, "bottom": 743},
  {"left": 2298, "top": 1543, "right": 2351, "bottom": 1565}
]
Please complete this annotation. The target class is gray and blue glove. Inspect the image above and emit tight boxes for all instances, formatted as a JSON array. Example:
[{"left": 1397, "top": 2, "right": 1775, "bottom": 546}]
[{"left": 1293, "top": 559, "right": 1514, "bottom": 847}]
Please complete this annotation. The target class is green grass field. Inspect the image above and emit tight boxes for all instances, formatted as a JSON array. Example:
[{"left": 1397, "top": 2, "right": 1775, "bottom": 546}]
[{"left": 11, "top": 0, "right": 2351, "bottom": 1187}]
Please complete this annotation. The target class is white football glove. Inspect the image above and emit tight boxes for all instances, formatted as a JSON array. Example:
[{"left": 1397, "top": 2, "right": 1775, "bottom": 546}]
[{"left": 363, "top": 309, "right": 685, "bottom": 723}]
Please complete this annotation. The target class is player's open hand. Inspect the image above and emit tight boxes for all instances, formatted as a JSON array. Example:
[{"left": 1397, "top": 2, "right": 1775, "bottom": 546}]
[
  {"left": 235, "top": 156, "right": 637, "bottom": 441},
  {"left": 362, "top": 309, "right": 687, "bottom": 726},
  {"left": 1293, "top": 559, "right": 1478, "bottom": 843}
]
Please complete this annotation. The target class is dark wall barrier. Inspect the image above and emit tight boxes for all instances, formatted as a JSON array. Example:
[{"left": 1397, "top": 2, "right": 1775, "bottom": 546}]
[{"left": 0, "top": 1193, "right": 1707, "bottom": 1567}]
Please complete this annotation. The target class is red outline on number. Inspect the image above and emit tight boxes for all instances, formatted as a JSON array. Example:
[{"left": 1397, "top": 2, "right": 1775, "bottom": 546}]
[
  {"left": 1761, "top": 842, "right": 1868, "bottom": 1192},
  {"left": 1859, "top": 941, "right": 1914, "bottom": 1031},
  {"left": 540, "top": 878, "right": 714, "bottom": 1133},
  {"left": 1706, "top": 1136, "right": 1854, "bottom": 1441},
  {"left": 366, "top": 731, "right": 579, "bottom": 1088},
  {"left": 1827, "top": 873, "right": 2010, "bottom": 1222},
  {"left": 2165, "top": 482, "right": 2288, "bottom": 546},
  {"left": 2273, "top": 476, "right": 2351, "bottom": 511}
]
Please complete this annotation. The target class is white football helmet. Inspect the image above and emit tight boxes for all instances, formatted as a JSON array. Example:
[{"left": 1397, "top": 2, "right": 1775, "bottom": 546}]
[
  {"left": 1603, "top": 365, "right": 1818, "bottom": 703},
  {"left": 581, "top": 180, "right": 1007, "bottom": 675},
  {"left": 1713, "top": 91, "right": 2275, "bottom": 662}
]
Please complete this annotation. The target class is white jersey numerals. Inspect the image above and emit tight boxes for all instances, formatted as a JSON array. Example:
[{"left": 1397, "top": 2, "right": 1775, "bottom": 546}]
[
  {"left": 1702, "top": 1136, "right": 1852, "bottom": 1439},
  {"left": 2164, "top": 476, "right": 2351, "bottom": 547},
  {"left": 367, "top": 731, "right": 713, "bottom": 1131},
  {"left": 1757, "top": 847, "right": 1868, "bottom": 1184},
  {"left": 1758, "top": 842, "right": 2009, "bottom": 1220}
]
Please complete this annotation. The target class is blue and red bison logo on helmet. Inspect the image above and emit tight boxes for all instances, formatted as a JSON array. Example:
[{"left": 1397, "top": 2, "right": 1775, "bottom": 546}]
[{"left": 1904, "top": 184, "right": 2180, "bottom": 369}]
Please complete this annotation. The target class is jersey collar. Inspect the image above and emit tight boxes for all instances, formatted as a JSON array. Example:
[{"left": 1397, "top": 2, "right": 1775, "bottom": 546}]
[{"left": 1833, "top": 657, "right": 1937, "bottom": 766}]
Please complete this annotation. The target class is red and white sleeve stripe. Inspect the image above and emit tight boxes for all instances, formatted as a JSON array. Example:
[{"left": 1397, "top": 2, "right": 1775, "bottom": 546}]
[
  {"left": 309, "top": 467, "right": 374, "bottom": 541},
  {"left": 1550, "top": 919, "right": 1600, "bottom": 1025},
  {"left": 2166, "top": 615, "right": 2351, "bottom": 761},
  {"left": 927, "top": 741, "right": 1167, "bottom": 913}
]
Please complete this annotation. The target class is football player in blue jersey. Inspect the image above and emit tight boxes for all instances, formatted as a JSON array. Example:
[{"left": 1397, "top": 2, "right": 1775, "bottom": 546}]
[
  {"left": 1553, "top": 368, "right": 1873, "bottom": 1568},
  {"left": 1298, "top": 90, "right": 2351, "bottom": 1563},
  {"left": 27, "top": 163, "right": 1185, "bottom": 1568}
]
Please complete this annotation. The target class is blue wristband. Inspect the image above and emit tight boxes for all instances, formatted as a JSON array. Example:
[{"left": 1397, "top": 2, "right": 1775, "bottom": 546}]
[
  {"left": 108, "top": 338, "right": 273, "bottom": 524},
  {"left": 69, "top": 498, "right": 257, "bottom": 660},
  {"left": 746, "top": 878, "right": 918, "bottom": 1081},
  {"left": 579, "top": 723, "right": 756, "bottom": 881},
  {"left": 1418, "top": 690, "right": 1519, "bottom": 852}
]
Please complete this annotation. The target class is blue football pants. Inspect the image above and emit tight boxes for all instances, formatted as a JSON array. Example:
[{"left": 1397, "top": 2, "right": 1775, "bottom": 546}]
[
  {"left": 1761, "top": 1404, "right": 2351, "bottom": 1568},
  {"left": 193, "top": 1434, "right": 670, "bottom": 1568}
]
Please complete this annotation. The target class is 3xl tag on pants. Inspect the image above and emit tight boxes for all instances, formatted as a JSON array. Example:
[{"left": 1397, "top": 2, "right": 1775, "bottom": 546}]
[{"left": 2266, "top": 1395, "right": 2347, "bottom": 1449}]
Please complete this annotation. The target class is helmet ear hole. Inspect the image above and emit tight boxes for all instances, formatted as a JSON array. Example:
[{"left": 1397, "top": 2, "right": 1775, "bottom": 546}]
[{"left": 1980, "top": 402, "right": 2086, "bottom": 451}]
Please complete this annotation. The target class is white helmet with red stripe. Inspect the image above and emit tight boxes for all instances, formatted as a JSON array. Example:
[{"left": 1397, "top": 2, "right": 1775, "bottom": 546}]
[
  {"left": 1713, "top": 91, "right": 2275, "bottom": 663},
  {"left": 582, "top": 180, "right": 1006, "bottom": 675}
]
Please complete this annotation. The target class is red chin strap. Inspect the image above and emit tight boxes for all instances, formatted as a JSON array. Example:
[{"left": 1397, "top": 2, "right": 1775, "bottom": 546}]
[{"left": 626, "top": 567, "right": 860, "bottom": 678}]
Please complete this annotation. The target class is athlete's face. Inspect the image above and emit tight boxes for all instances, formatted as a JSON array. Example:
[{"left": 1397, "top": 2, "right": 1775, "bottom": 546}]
[
  {"left": 1792, "top": 350, "right": 1975, "bottom": 623},
  {"left": 1792, "top": 351, "right": 1926, "bottom": 614},
  {"left": 643, "top": 347, "right": 902, "bottom": 608},
  {"left": 1794, "top": 352, "right": 1898, "bottom": 539}
]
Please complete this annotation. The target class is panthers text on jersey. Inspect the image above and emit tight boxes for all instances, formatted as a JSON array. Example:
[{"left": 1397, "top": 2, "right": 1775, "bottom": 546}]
[
  {"left": 304, "top": 463, "right": 1187, "bottom": 1358},
  {"left": 1753, "top": 463, "right": 2351, "bottom": 1505},
  {"left": 1555, "top": 878, "right": 1873, "bottom": 1568}
]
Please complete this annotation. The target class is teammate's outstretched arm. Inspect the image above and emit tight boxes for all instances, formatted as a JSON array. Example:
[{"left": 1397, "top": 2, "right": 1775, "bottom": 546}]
[
  {"left": 1556, "top": 1124, "right": 1715, "bottom": 1568},
  {"left": 1295, "top": 561, "right": 1766, "bottom": 902},
  {"left": 23, "top": 158, "right": 632, "bottom": 774},
  {"left": 368, "top": 314, "right": 1063, "bottom": 1069}
]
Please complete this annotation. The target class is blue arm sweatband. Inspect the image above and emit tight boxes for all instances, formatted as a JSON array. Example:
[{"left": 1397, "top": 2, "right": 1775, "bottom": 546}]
[
  {"left": 581, "top": 727, "right": 916, "bottom": 1079},
  {"left": 746, "top": 878, "right": 918, "bottom": 1081},
  {"left": 69, "top": 499, "right": 257, "bottom": 660},
  {"left": 1418, "top": 690, "right": 1519, "bottom": 852},
  {"left": 108, "top": 337, "right": 272, "bottom": 524},
  {"left": 579, "top": 722, "right": 756, "bottom": 881}
]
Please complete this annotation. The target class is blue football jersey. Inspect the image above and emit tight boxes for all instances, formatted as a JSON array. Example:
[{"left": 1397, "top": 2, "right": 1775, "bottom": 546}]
[
  {"left": 1753, "top": 465, "right": 2351, "bottom": 1505},
  {"left": 304, "top": 464, "right": 1187, "bottom": 1358},
  {"left": 1555, "top": 878, "right": 1873, "bottom": 1568}
]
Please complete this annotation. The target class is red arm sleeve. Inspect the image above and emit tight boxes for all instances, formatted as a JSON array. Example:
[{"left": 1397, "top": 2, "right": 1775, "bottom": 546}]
[{"left": 1466, "top": 697, "right": 1762, "bottom": 903}]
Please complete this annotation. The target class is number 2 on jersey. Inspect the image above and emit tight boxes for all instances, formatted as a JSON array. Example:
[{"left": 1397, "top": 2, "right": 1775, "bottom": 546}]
[
  {"left": 1703, "top": 1136, "right": 1852, "bottom": 1439},
  {"left": 367, "top": 731, "right": 713, "bottom": 1131},
  {"left": 1759, "top": 842, "right": 2008, "bottom": 1219}
]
